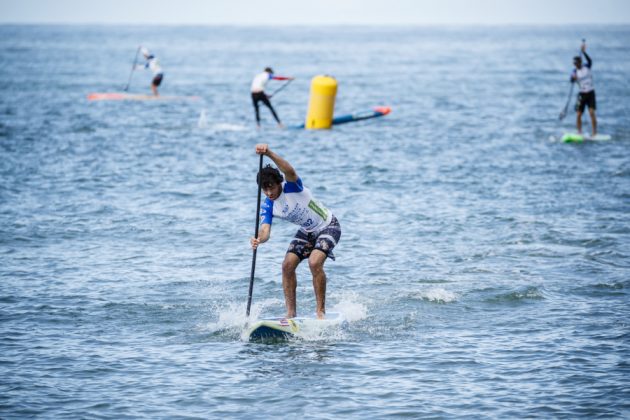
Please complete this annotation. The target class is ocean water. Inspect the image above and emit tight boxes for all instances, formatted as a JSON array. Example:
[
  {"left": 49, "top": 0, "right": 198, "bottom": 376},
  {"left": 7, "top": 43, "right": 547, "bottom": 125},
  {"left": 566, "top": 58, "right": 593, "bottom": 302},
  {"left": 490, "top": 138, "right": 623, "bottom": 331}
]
[{"left": 1, "top": 25, "right": 629, "bottom": 418}]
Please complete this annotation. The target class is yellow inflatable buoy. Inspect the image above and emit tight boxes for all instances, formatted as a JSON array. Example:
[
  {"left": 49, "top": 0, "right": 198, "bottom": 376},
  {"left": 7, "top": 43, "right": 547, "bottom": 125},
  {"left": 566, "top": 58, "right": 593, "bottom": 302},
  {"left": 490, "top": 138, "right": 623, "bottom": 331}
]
[{"left": 305, "top": 75, "right": 337, "bottom": 129}]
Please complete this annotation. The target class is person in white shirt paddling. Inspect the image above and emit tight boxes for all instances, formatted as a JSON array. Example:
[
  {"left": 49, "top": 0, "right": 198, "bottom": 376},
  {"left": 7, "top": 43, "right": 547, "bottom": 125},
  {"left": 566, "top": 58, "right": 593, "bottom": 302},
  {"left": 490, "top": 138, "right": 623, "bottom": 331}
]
[
  {"left": 571, "top": 42, "right": 597, "bottom": 136},
  {"left": 250, "top": 144, "right": 341, "bottom": 319},
  {"left": 137, "top": 47, "right": 164, "bottom": 96},
  {"left": 250, "top": 68, "right": 293, "bottom": 128}
]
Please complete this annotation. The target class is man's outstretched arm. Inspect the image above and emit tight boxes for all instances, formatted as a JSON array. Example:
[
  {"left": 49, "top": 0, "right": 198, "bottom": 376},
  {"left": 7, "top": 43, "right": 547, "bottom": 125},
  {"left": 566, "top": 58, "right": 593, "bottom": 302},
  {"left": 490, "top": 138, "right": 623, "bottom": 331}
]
[{"left": 255, "top": 144, "right": 298, "bottom": 182}]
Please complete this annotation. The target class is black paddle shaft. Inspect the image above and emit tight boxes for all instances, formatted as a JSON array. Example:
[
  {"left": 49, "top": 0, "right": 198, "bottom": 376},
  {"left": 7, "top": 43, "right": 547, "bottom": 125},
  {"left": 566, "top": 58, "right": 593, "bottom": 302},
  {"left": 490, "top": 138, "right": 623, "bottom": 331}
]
[
  {"left": 246, "top": 154, "right": 264, "bottom": 317},
  {"left": 559, "top": 81, "right": 574, "bottom": 121},
  {"left": 123, "top": 47, "right": 141, "bottom": 92},
  {"left": 268, "top": 79, "right": 293, "bottom": 98}
]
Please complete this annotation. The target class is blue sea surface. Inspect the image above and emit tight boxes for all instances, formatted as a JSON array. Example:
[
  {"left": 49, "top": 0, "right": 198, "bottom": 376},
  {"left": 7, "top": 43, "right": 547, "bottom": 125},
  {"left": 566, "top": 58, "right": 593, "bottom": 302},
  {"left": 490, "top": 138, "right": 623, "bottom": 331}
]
[{"left": 1, "top": 25, "right": 629, "bottom": 418}]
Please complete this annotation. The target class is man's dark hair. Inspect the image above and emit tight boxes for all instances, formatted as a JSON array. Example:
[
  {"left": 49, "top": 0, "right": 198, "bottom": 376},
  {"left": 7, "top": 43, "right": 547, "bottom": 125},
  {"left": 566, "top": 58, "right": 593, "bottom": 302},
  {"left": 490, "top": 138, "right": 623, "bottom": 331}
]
[
  {"left": 264, "top": 67, "right": 273, "bottom": 73},
  {"left": 257, "top": 164, "right": 284, "bottom": 188}
]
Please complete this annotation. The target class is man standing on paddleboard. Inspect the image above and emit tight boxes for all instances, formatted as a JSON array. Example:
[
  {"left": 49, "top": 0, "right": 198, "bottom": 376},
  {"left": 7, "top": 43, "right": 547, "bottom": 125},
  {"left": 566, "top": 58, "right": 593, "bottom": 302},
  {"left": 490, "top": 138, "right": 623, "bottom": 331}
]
[
  {"left": 250, "top": 144, "right": 341, "bottom": 320},
  {"left": 250, "top": 68, "right": 293, "bottom": 128},
  {"left": 571, "top": 42, "right": 597, "bottom": 137},
  {"left": 137, "top": 47, "right": 164, "bottom": 96}
]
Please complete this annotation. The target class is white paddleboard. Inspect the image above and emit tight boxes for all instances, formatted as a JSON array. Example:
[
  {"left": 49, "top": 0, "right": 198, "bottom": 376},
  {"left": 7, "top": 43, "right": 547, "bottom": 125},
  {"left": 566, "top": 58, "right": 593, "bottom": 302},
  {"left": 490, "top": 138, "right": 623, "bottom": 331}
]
[
  {"left": 561, "top": 133, "right": 612, "bottom": 143},
  {"left": 245, "top": 312, "right": 346, "bottom": 342}
]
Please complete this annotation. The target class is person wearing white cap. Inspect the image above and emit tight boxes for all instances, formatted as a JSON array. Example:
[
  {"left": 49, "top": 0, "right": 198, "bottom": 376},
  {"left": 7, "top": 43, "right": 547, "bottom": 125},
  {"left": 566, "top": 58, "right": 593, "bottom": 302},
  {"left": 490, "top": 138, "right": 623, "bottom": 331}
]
[{"left": 136, "top": 47, "right": 164, "bottom": 96}]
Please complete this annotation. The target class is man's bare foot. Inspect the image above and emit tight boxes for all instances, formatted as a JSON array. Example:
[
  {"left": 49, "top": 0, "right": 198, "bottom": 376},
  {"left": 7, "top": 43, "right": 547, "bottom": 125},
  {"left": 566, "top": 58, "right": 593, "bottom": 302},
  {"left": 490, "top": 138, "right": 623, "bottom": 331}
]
[{"left": 316, "top": 311, "right": 325, "bottom": 320}]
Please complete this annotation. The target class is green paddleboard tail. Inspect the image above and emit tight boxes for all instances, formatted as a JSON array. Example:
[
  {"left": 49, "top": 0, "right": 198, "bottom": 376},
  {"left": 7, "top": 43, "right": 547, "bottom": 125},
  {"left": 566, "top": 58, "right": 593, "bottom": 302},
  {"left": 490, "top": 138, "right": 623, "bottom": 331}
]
[{"left": 562, "top": 134, "right": 584, "bottom": 143}]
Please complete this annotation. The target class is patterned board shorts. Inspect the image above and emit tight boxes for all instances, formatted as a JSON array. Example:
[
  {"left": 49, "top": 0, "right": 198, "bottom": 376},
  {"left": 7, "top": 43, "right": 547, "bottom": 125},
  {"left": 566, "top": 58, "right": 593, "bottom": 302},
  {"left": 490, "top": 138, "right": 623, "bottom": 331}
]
[{"left": 287, "top": 216, "right": 341, "bottom": 261}]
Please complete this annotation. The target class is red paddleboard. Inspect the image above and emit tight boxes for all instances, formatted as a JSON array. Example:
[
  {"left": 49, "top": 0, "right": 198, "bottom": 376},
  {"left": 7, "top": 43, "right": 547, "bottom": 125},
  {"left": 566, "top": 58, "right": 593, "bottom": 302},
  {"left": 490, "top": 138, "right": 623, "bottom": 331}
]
[{"left": 87, "top": 92, "right": 201, "bottom": 101}]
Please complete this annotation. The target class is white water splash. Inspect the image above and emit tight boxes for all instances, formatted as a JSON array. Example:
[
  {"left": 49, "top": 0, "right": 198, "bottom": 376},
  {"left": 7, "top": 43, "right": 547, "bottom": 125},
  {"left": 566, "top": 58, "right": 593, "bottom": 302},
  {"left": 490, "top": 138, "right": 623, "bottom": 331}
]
[
  {"left": 205, "top": 292, "right": 370, "bottom": 342},
  {"left": 203, "top": 297, "right": 284, "bottom": 336},
  {"left": 211, "top": 123, "right": 247, "bottom": 132},
  {"left": 197, "top": 108, "right": 207, "bottom": 128},
  {"left": 414, "top": 287, "right": 459, "bottom": 303},
  {"left": 329, "top": 291, "right": 369, "bottom": 322}
]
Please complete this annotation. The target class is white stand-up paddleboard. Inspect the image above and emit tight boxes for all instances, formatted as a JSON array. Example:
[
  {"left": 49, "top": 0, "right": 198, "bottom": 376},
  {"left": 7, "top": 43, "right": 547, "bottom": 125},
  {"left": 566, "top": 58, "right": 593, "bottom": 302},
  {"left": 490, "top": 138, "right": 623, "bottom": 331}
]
[
  {"left": 561, "top": 133, "right": 612, "bottom": 143},
  {"left": 245, "top": 312, "right": 346, "bottom": 342}
]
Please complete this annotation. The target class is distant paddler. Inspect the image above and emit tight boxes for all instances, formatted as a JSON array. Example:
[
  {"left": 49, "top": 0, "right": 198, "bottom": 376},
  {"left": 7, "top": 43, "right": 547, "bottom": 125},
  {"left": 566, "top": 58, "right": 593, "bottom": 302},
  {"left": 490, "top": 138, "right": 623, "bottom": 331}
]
[
  {"left": 571, "top": 41, "right": 597, "bottom": 137},
  {"left": 250, "top": 67, "right": 294, "bottom": 128},
  {"left": 136, "top": 46, "right": 164, "bottom": 96},
  {"left": 250, "top": 144, "right": 341, "bottom": 319}
]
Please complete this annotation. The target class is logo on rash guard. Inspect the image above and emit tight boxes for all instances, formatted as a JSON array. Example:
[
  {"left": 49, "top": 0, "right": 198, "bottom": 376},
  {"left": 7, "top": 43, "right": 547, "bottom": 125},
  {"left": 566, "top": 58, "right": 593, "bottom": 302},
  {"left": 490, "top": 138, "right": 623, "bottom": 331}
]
[
  {"left": 285, "top": 205, "right": 308, "bottom": 223},
  {"left": 308, "top": 200, "right": 328, "bottom": 220}
]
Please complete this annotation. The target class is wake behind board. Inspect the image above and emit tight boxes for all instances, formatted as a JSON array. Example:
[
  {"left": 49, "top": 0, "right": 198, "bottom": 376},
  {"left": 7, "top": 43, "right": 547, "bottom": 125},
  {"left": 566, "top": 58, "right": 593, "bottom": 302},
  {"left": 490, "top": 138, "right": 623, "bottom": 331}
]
[
  {"left": 561, "top": 133, "right": 611, "bottom": 143},
  {"left": 245, "top": 312, "right": 346, "bottom": 342},
  {"left": 87, "top": 92, "right": 201, "bottom": 102}
]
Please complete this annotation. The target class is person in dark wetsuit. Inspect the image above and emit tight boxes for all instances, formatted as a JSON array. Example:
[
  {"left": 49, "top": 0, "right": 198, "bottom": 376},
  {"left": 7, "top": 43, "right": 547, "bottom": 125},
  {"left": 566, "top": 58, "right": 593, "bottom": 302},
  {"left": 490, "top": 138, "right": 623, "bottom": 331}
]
[
  {"left": 571, "top": 43, "right": 597, "bottom": 136},
  {"left": 250, "top": 67, "right": 293, "bottom": 128}
]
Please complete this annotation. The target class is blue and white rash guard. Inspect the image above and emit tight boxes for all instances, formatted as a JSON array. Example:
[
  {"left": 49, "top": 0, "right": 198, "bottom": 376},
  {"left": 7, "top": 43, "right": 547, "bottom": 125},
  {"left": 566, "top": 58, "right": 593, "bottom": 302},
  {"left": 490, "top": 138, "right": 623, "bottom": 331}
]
[{"left": 260, "top": 177, "right": 332, "bottom": 233}]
